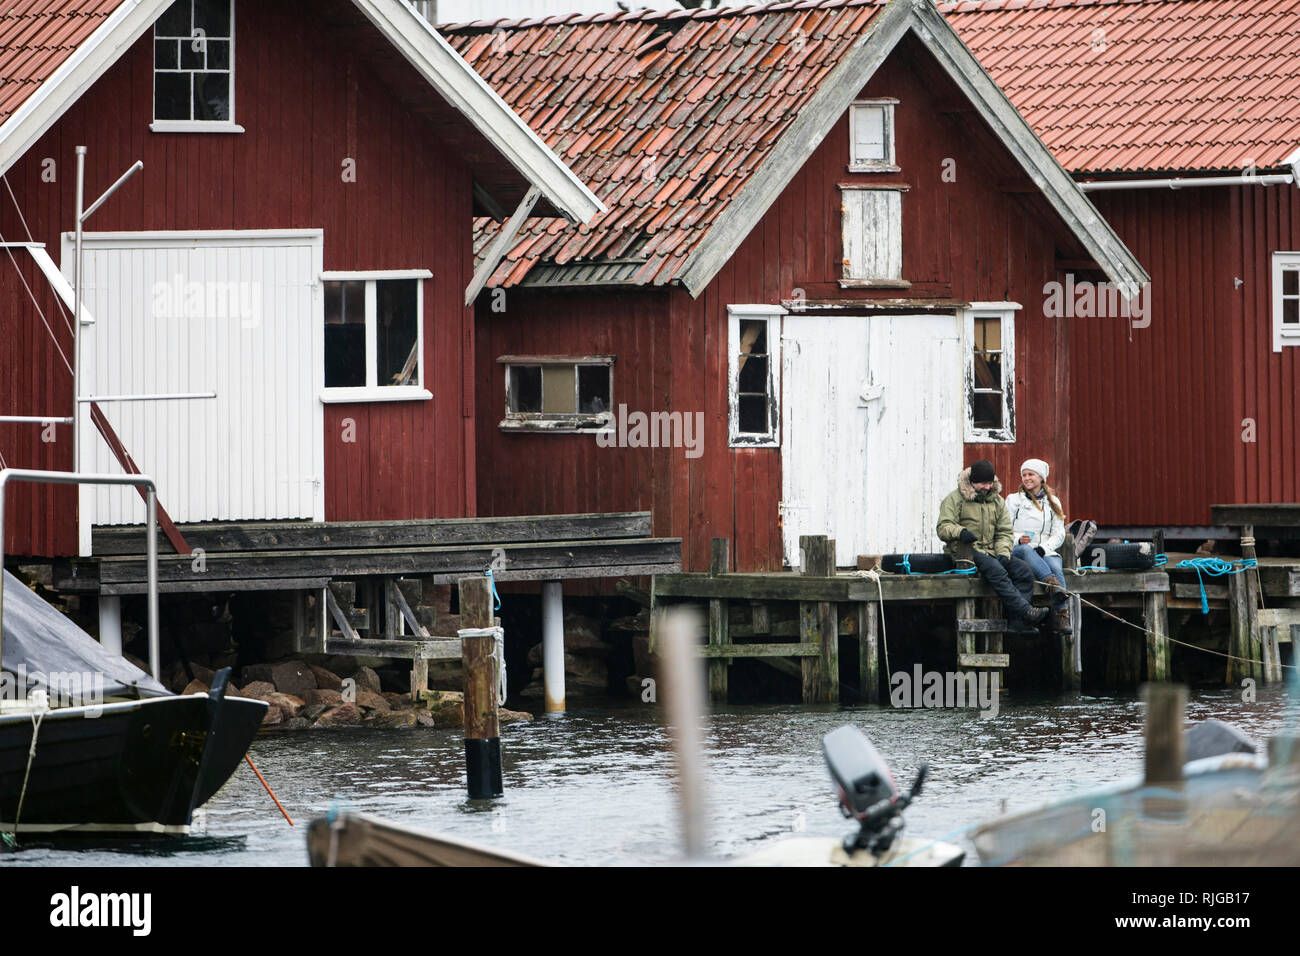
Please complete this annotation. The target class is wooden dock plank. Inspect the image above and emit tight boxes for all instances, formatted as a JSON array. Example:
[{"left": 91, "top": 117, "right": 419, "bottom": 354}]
[{"left": 696, "top": 643, "right": 820, "bottom": 659}]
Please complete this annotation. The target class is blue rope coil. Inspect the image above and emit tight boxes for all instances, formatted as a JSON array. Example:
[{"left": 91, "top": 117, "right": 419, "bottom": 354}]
[
  {"left": 1173, "top": 557, "right": 1258, "bottom": 614},
  {"left": 485, "top": 567, "right": 502, "bottom": 610}
]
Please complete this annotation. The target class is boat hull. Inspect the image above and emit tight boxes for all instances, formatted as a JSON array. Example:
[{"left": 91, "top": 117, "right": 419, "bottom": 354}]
[{"left": 0, "top": 693, "right": 267, "bottom": 835}]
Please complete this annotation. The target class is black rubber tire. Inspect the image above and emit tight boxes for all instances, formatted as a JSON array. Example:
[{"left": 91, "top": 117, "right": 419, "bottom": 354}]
[
  {"left": 882, "top": 553, "right": 955, "bottom": 574},
  {"left": 1082, "top": 541, "right": 1156, "bottom": 570}
]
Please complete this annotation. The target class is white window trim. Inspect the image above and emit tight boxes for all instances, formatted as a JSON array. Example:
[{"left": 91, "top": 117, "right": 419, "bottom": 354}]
[
  {"left": 151, "top": 0, "right": 239, "bottom": 132},
  {"left": 848, "top": 98, "right": 899, "bottom": 173},
  {"left": 728, "top": 304, "right": 785, "bottom": 448},
  {"left": 962, "top": 302, "right": 1020, "bottom": 444},
  {"left": 1272, "top": 252, "right": 1300, "bottom": 352},
  {"left": 498, "top": 355, "right": 615, "bottom": 433},
  {"left": 320, "top": 269, "right": 432, "bottom": 403}
]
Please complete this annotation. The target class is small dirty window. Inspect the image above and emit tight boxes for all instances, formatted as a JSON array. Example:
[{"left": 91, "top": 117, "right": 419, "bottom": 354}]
[
  {"left": 849, "top": 100, "right": 898, "bottom": 171},
  {"left": 322, "top": 273, "right": 429, "bottom": 399},
  {"left": 153, "top": 0, "right": 235, "bottom": 125},
  {"left": 963, "top": 306, "right": 1017, "bottom": 443},
  {"left": 500, "top": 358, "right": 614, "bottom": 431},
  {"left": 728, "top": 306, "right": 784, "bottom": 447},
  {"left": 1273, "top": 253, "right": 1300, "bottom": 351}
]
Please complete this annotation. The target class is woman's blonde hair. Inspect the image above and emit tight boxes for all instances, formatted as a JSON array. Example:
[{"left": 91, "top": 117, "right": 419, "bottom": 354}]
[{"left": 1021, "top": 481, "right": 1065, "bottom": 520}]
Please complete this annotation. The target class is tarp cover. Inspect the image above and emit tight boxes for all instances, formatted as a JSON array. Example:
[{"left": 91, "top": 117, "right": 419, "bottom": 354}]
[{"left": 1, "top": 570, "right": 169, "bottom": 699}]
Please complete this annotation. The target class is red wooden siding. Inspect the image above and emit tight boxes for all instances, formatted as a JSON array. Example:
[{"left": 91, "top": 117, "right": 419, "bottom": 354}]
[
  {"left": 1072, "top": 184, "right": 1300, "bottom": 527},
  {"left": 0, "top": 0, "right": 477, "bottom": 557},
  {"left": 477, "top": 43, "right": 1081, "bottom": 571}
]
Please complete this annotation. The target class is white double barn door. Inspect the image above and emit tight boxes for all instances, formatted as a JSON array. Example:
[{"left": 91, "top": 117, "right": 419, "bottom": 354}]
[
  {"left": 69, "top": 231, "right": 325, "bottom": 553},
  {"left": 780, "top": 313, "right": 962, "bottom": 568}
]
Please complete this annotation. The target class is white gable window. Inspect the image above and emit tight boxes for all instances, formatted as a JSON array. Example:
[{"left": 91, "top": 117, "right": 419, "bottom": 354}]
[
  {"left": 728, "top": 305, "right": 784, "bottom": 447},
  {"left": 1273, "top": 252, "right": 1300, "bottom": 352},
  {"left": 849, "top": 99, "right": 898, "bottom": 171},
  {"left": 152, "top": 0, "right": 243, "bottom": 132},
  {"left": 840, "top": 185, "right": 907, "bottom": 287},
  {"left": 962, "top": 303, "right": 1019, "bottom": 443},
  {"left": 321, "top": 270, "right": 432, "bottom": 403}
]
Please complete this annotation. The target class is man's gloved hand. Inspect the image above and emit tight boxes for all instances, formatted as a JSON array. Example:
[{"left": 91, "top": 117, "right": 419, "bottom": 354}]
[
  {"left": 997, "top": 554, "right": 1011, "bottom": 568},
  {"left": 959, "top": 529, "right": 977, "bottom": 544},
  {"left": 1035, "top": 546, "right": 1046, "bottom": 557}
]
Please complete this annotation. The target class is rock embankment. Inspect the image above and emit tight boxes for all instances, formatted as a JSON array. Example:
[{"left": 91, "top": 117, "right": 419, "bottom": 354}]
[{"left": 174, "top": 659, "right": 532, "bottom": 731}]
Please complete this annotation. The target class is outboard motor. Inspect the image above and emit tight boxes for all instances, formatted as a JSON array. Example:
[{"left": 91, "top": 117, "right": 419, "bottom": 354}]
[{"left": 822, "top": 725, "right": 928, "bottom": 856}]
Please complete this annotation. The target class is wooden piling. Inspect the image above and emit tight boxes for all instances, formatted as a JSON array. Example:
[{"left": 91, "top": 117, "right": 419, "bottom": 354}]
[
  {"left": 1142, "top": 590, "right": 1170, "bottom": 682},
  {"left": 1142, "top": 682, "right": 1186, "bottom": 785},
  {"left": 459, "top": 575, "right": 502, "bottom": 799},
  {"left": 798, "top": 535, "right": 838, "bottom": 704},
  {"left": 955, "top": 597, "right": 976, "bottom": 659},
  {"left": 1060, "top": 532, "right": 1081, "bottom": 691},
  {"left": 1241, "top": 525, "right": 1263, "bottom": 682},
  {"left": 1227, "top": 570, "right": 1253, "bottom": 686},
  {"left": 857, "top": 600, "right": 879, "bottom": 704},
  {"left": 707, "top": 538, "right": 730, "bottom": 705}
]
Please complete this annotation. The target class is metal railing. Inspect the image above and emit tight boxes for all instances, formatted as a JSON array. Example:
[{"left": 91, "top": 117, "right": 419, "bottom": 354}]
[{"left": 0, "top": 468, "right": 159, "bottom": 681}]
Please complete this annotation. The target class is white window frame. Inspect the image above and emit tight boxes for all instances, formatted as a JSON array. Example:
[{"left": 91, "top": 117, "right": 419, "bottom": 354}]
[
  {"left": 151, "top": 0, "right": 244, "bottom": 133},
  {"left": 848, "top": 98, "right": 899, "bottom": 172},
  {"left": 1272, "top": 252, "right": 1300, "bottom": 352},
  {"left": 839, "top": 185, "right": 908, "bottom": 288},
  {"left": 320, "top": 269, "right": 432, "bottom": 404},
  {"left": 498, "top": 355, "right": 615, "bottom": 433},
  {"left": 728, "top": 304, "right": 785, "bottom": 448},
  {"left": 962, "top": 302, "right": 1019, "bottom": 443}
]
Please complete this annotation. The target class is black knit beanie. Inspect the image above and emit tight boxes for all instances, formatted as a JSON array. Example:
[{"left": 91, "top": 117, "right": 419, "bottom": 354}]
[{"left": 969, "top": 459, "right": 996, "bottom": 483}]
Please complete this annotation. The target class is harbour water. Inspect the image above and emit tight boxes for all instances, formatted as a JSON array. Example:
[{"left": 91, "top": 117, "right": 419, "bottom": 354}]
[{"left": 3, "top": 684, "right": 1296, "bottom": 867}]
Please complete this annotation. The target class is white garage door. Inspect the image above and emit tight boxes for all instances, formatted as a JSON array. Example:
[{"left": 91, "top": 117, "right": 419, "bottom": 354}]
[{"left": 68, "top": 230, "right": 324, "bottom": 548}]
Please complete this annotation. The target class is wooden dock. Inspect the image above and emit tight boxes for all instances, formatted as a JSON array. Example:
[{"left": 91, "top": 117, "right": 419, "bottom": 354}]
[{"left": 651, "top": 532, "right": 1299, "bottom": 705}]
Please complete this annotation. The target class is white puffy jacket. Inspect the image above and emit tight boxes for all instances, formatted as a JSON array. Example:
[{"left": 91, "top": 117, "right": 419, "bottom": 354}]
[{"left": 1005, "top": 489, "right": 1066, "bottom": 557}]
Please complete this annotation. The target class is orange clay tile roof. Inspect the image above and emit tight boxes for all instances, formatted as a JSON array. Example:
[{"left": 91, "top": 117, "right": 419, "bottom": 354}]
[
  {"left": 445, "top": 0, "right": 890, "bottom": 288},
  {"left": 943, "top": 0, "right": 1300, "bottom": 175},
  {"left": 0, "top": 0, "right": 128, "bottom": 126}
]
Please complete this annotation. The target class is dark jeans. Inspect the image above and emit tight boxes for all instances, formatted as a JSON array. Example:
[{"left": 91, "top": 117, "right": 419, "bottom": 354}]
[
  {"left": 1012, "top": 544, "right": 1068, "bottom": 609},
  {"left": 970, "top": 550, "right": 1037, "bottom": 620}
]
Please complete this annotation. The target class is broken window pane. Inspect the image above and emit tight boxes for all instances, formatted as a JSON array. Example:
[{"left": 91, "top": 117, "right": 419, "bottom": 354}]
[
  {"left": 578, "top": 365, "right": 610, "bottom": 414},
  {"left": 738, "top": 394, "right": 769, "bottom": 435},
  {"left": 510, "top": 366, "right": 542, "bottom": 413},
  {"left": 973, "top": 393, "right": 1002, "bottom": 430},
  {"left": 376, "top": 280, "right": 419, "bottom": 386},
  {"left": 542, "top": 365, "right": 576, "bottom": 414},
  {"left": 324, "top": 281, "right": 366, "bottom": 388}
]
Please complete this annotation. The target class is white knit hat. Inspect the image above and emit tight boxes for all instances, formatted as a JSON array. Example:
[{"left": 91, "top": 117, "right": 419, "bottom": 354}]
[{"left": 1020, "top": 458, "right": 1049, "bottom": 481}]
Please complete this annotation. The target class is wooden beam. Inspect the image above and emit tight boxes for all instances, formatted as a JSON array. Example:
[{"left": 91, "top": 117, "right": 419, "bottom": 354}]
[
  {"left": 1210, "top": 503, "right": 1300, "bottom": 528},
  {"left": 459, "top": 574, "right": 502, "bottom": 799},
  {"left": 958, "top": 653, "right": 1010, "bottom": 668},
  {"left": 326, "top": 588, "right": 361, "bottom": 642},
  {"left": 326, "top": 637, "right": 463, "bottom": 661},
  {"left": 465, "top": 186, "right": 540, "bottom": 306},
  {"left": 92, "top": 511, "right": 656, "bottom": 555},
  {"left": 798, "top": 536, "right": 837, "bottom": 704},
  {"left": 707, "top": 538, "right": 730, "bottom": 704},
  {"left": 858, "top": 601, "right": 879, "bottom": 705},
  {"left": 1143, "top": 590, "right": 1170, "bottom": 682},
  {"left": 696, "top": 643, "right": 820, "bottom": 659}
]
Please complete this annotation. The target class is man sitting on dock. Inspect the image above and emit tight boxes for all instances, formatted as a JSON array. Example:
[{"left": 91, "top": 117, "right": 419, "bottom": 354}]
[{"left": 936, "top": 460, "right": 1049, "bottom": 629}]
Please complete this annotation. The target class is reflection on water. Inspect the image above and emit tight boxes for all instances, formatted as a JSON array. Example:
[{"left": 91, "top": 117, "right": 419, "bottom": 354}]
[{"left": 3, "top": 685, "right": 1296, "bottom": 867}]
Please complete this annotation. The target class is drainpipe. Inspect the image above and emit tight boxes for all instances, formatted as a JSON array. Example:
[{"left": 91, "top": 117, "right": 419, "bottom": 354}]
[{"left": 1079, "top": 174, "right": 1295, "bottom": 192}]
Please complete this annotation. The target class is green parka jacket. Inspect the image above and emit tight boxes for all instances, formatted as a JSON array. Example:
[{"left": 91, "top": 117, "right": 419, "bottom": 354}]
[{"left": 936, "top": 468, "right": 1014, "bottom": 559}]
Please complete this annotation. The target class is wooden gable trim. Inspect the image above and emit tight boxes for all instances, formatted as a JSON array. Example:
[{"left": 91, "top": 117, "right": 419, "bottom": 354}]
[
  {"left": 0, "top": 0, "right": 175, "bottom": 179},
  {"left": 676, "top": 0, "right": 1149, "bottom": 300},
  {"left": 0, "top": 1, "right": 604, "bottom": 228}
]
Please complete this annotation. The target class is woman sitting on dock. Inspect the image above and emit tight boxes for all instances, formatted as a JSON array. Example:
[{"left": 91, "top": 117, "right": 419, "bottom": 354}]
[{"left": 1005, "top": 459, "right": 1069, "bottom": 621}]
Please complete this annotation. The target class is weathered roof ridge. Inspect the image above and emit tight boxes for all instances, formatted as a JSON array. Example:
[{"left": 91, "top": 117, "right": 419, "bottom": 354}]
[{"left": 440, "top": 0, "right": 886, "bottom": 33}]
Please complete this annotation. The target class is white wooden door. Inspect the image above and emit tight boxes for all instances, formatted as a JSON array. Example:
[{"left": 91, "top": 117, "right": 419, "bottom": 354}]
[
  {"left": 781, "top": 313, "right": 961, "bottom": 567},
  {"left": 862, "top": 314, "right": 963, "bottom": 555},
  {"left": 69, "top": 231, "right": 325, "bottom": 552}
]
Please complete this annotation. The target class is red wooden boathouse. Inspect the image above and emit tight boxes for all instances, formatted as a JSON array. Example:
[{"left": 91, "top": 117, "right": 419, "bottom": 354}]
[
  {"left": 947, "top": 0, "right": 1300, "bottom": 534},
  {"left": 447, "top": 0, "right": 1148, "bottom": 572},
  {"left": 0, "top": 0, "right": 602, "bottom": 560}
]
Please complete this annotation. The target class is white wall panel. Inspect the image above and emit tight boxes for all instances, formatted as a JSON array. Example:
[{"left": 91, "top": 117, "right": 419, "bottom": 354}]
[{"left": 66, "top": 231, "right": 324, "bottom": 542}]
